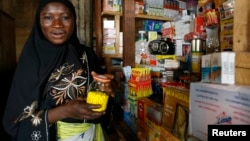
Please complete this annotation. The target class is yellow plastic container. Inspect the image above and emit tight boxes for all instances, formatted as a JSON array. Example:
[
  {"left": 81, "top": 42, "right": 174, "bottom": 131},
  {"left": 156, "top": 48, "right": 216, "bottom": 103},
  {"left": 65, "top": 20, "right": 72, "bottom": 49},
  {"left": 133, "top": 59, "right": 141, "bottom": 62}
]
[
  {"left": 86, "top": 74, "right": 110, "bottom": 112},
  {"left": 87, "top": 91, "right": 109, "bottom": 111}
]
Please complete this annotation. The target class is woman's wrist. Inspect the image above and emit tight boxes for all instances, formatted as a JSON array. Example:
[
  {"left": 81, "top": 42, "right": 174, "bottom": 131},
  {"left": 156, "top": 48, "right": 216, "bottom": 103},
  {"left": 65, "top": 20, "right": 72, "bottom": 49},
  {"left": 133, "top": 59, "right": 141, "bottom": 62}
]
[{"left": 47, "top": 104, "right": 68, "bottom": 124}]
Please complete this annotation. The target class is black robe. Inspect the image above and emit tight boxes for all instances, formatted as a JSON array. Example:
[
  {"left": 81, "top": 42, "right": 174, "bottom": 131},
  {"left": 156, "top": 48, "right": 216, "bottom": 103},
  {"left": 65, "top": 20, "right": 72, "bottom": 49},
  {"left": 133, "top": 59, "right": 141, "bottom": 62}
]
[{"left": 2, "top": 0, "right": 105, "bottom": 140}]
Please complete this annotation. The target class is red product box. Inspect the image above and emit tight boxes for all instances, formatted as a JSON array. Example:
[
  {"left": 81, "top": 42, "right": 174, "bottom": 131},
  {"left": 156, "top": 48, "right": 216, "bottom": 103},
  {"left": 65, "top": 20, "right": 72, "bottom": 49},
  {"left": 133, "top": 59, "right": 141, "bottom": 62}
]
[
  {"left": 137, "top": 97, "right": 154, "bottom": 122},
  {"left": 162, "top": 27, "right": 175, "bottom": 39},
  {"left": 147, "top": 103, "right": 163, "bottom": 126},
  {"left": 195, "top": 16, "right": 205, "bottom": 33}
]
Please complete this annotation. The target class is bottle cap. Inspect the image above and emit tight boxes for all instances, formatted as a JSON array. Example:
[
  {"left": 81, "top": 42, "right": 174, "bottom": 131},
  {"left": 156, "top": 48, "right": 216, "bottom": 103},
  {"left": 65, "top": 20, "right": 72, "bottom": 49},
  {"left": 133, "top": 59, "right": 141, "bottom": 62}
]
[{"left": 93, "top": 74, "right": 111, "bottom": 83}]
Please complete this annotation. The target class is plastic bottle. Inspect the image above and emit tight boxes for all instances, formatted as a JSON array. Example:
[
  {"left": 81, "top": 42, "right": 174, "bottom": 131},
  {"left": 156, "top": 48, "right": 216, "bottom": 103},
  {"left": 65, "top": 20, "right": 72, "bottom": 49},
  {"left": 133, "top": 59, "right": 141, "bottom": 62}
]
[
  {"left": 86, "top": 74, "right": 111, "bottom": 112},
  {"left": 135, "top": 30, "right": 148, "bottom": 65}
]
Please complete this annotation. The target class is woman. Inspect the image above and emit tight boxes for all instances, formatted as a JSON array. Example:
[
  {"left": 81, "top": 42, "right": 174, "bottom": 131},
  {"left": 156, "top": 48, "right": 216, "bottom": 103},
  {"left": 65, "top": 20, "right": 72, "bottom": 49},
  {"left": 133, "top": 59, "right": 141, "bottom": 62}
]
[{"left": 2, "top": 0, "right": 113, "bottom": 140}]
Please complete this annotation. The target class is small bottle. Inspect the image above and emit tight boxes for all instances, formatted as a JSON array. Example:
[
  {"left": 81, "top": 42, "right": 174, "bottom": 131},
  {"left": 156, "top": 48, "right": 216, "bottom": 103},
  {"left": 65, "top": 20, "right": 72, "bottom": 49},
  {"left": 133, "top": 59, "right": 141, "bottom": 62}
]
[
  {"left": 135, "top": 30, "right": 148, "bottom": 64},
  {"left": 86, "top": 74, "right": 111, "bottom": 112}
]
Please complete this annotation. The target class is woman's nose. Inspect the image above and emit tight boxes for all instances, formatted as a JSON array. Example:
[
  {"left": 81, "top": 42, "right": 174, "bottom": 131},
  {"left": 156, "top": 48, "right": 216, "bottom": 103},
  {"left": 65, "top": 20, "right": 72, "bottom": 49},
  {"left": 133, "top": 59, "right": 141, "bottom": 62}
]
[{"left": 52, "top": 18, "right": 63, "bottom": 27}]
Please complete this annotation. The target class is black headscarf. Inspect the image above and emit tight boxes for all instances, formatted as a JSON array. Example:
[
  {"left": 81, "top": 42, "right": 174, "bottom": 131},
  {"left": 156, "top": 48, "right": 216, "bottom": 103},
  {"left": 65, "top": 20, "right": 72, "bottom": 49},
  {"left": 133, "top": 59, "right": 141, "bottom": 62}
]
[{"left": 3, "top": 0, "right": 103, "bottom": 138}]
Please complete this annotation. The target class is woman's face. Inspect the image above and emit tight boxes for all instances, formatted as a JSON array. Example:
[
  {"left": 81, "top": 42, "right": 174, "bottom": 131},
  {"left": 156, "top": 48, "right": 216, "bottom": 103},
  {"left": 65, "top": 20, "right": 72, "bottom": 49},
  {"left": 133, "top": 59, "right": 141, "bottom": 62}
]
[{"left": 40, "top": 2, "right": 74, "bottom": 45}]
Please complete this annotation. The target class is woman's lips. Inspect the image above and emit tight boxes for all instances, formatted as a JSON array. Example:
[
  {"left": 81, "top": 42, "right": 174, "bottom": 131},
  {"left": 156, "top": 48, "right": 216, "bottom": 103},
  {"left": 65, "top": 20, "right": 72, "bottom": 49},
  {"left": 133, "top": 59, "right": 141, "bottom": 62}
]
[{"left": 51, "top": 31, "right": 65, "bottom": 39}]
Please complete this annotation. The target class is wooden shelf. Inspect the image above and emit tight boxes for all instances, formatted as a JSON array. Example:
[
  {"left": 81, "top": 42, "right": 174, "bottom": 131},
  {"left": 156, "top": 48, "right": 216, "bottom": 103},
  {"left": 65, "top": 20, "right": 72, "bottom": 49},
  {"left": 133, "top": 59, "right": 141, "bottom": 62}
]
[
  {"left": 95, "top": 0, "right": 173, "bottom": 71},
  {"left": 102, "top": 54, "right": 122, "bottom": 58},
  {"left": 102, "top": 11, "right": 121, "bottom": 16},
  {"left": 102, "top": 11, "right": 172, "bottom": 21},
  {"left": 135, "top": 14, "right": 172, "bottom": 21}
]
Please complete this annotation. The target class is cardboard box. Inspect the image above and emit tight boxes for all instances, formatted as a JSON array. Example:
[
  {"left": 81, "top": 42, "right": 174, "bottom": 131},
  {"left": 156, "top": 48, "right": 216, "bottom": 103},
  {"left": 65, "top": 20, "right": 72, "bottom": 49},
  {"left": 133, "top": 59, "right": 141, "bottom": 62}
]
[
  {"left": 220, "top": 8, "right": 234, "bottom": 20},
  {"left": 137, "top": 97, "right": 154, "bottom": 122},
  {"left": 211, "top": 52, "right": 235, "bottom": 84},
  {"left": 201, "top": 52, "right": 235, "bottom": 84},
  {"left": 220, "top": 18, "right": 233, "bottom": 31},
  {"left": 146, "top": 101, "right": 163, "bottom": 125},
  {"left": 189, "top": 82, "right": 250, "bottom": 141},
  {"left": 160, "top": 127, "right": 180, "bottom": 141},
  {"left": 162, "top": 86, "right": 190, "bottom": 141},
  {"left": 137, "top": 119, "right": 161, "bottom": 141},
  {"left": 137, "top": 119, "right": 148, "bottom": 141},
  {"left": 147, "top": 125, "right": 161, "bottom": 141}
]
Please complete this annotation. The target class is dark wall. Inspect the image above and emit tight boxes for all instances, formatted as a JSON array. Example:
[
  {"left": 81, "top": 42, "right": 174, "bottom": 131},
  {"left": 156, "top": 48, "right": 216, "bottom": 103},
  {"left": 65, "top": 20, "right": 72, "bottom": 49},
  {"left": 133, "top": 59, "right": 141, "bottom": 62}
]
[
  {"left": 0, "top": 10, "right": 16, "bottom": 140},
  {"left": 0, "top": 0, "right": 16, "bottom": 139}
]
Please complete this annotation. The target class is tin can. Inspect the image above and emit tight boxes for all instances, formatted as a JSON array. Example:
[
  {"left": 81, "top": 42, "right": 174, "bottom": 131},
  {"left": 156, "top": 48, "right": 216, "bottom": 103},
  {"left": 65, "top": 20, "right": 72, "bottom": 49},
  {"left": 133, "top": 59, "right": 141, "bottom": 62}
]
[{"left": 191, "top": 38, "right": 206, "bottom": 80}]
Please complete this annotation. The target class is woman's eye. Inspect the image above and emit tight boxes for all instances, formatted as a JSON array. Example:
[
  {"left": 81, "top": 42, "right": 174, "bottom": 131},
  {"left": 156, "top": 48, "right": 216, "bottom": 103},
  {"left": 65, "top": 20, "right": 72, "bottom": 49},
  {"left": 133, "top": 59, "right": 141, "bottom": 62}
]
[
  {"left": 44, "top": 15, "right": 53, "bottom": 21},
  {"left": 61, "top": 15, "right": 71, "bottom": 21}
]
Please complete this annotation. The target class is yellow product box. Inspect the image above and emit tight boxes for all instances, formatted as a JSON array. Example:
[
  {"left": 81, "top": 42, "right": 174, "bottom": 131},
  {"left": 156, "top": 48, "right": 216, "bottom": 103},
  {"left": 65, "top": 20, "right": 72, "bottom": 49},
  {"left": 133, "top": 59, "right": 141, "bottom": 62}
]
[
  {"left": 146, "top": 117, "right": 162, "bottom": 132},
  {"left": 220, "top": 41, "right": 233, "bottom": 51},
  {"left": 137, "top": 119, "right": 161, "bottom": 141},
  {"left": 103, "top": 45, "right": 115, "bottom": 54},
  {"left": 220, "top": 29, "right": 233, "bottom": 41},
  {"left": 148, "top": 31, "right": 158, "bottom": 42},
  {"left": 147, "top": 125, "right": 161, "bottom": 141},
  {"left": 128, "top": 79, "right": 152, "bottom": 97},
  {"left": 155, "top": 55, "right": 176, "bottom": 60},
  {"left": 130, "top": 67, "right": 151, "bottom": 82},
  {"left": 220, "top": 17, "right": 233, "bottom": 30},
  {"left": 220, "top": 29, "right": 233, "bottom": 50},
  {"left": 160, "top": 127, "right": 180, "bottom": 141},
  {"left": 162, "top": 86, "right": 189, "bottom": 141}
]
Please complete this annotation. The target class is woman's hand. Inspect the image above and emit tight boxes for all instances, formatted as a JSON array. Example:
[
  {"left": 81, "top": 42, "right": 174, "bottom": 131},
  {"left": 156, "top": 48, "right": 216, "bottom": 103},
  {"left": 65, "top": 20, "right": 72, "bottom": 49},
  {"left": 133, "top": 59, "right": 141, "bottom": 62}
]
[
  {"left": 48, "top": 97, "right": 105, "bottom": 124},
  {"left": 47, "top": 71, "right": 115, "bottom": 124},
  {"left": 64, "top": 96, "right": 105, "bottom": 120},
  {"left": 91, "top": 71, "right": 115, "bottom": 97}
]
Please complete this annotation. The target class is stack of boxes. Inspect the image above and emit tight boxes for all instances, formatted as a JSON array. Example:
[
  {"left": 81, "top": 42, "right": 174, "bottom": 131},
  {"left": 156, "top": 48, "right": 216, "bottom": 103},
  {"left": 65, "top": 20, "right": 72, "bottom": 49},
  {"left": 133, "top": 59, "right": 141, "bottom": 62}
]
[
  {"left": 219, "top": 0, "right": 234, "bottom": 51},
  {"left": 137, "top": 97, "right": 164, "bottom": 141},
  {"left": 119, "top": 1, "right": 250, "bottom": 141},
  {"left": 103, "top": 20, "right": 116, "bottom": 54},
  {"left": 201, "top": 52, "right": 235, "bottom": 84},
  {"left": 123, "top": 67, "right": 153, "bottom": 133},
  {"left": 163, "top": 0, "right": 184, "bottom": 18},
  {"left": 143, "top": 0, "right": 164, "bottom": 16},
  {"left": 122, "top": 65, "right": 190, "bottom": 141}
]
